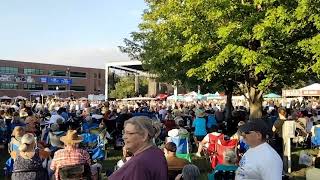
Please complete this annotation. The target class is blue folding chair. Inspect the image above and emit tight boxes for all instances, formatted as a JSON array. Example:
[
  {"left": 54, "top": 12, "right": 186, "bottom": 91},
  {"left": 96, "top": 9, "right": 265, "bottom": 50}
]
[
  {"left": 171, "top": 135, "right": 191, "bottom": 162},
  {"left": 311, "top": 126, "right": 320, "bottom": 148}
]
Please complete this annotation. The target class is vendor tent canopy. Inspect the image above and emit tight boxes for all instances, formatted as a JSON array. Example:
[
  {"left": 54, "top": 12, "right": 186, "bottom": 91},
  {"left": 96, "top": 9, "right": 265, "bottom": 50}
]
[
  {"left": 119, "top": 97, "right": 156, "bottom": 101},
  {"left": 30, "top": 90, "right": 69, "bottom": 96},
  {"left": 282, "top": 83, "right": 320, "bottom": 97},
  {"left": 263, "top": 93, "right": 281, "bottom": 98},
  {"left": 15, "top": 96, "right": 27, "bottom": 100},
  {"left": 167, "top": 95, "right": 185, "bottom": 101},
  {"left": 0, "top": 96, "right": 12, "bottom": 100}
]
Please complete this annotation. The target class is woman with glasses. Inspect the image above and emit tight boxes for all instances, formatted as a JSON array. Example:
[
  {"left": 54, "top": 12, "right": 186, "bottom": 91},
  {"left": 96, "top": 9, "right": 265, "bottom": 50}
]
[{"left": 109, "top": 116, "right": 168, "bottom": 180}]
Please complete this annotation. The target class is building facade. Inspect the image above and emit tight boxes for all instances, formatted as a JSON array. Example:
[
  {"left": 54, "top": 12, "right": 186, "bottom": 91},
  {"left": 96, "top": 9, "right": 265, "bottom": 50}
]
[{"left": 0, "top": 59, "right": 105, "bottom": 98}]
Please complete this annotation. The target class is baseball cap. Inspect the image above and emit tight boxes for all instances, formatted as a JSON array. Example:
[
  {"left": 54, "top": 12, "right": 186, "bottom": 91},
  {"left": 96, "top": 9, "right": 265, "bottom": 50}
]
[{"left": 238, "top": 120, "right": 268, "bottom": 135}]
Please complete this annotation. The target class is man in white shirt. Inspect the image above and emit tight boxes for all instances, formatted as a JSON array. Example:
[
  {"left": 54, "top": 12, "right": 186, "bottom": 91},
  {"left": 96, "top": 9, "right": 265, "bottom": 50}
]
[{"left": 236, "top": 120, "right": 283, "bottom": 180}]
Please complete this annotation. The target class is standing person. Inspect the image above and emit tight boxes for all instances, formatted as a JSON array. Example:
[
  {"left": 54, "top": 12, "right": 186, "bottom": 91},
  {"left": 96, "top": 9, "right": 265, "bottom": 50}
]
[
  {"left": 236, "top": 120, "right": 283, "bottom": 180},
  {"left": 272, "top": 108, "right": 287, "bottom": 158},
  {"left": 192, "top": 108, "right": 207, "bottom": 145},
  {"left": 109, "top": 116, "right": 168, "bottom": 180}
]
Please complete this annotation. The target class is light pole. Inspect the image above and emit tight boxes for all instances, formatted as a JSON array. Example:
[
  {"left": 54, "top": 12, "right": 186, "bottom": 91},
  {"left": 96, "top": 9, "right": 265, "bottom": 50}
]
[
  {"left": 55, "top": 86, "right": 59, "bottom": 98},
  {"left": 66, "top": 68, "right": 70, "bottom": 97}
]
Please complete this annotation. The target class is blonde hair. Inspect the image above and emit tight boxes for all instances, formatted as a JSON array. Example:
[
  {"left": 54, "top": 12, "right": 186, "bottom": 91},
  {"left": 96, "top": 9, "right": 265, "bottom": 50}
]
[
  {"left": 124, "top": 116, "right": 161, "bottom": 141},
  {"left": 19, "top": 133, "right": 35, "bottom": 152}
]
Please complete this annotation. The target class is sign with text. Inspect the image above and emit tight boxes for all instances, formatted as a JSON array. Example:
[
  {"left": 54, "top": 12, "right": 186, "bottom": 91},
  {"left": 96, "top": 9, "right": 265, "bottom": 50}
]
[{"left": 40, "top": 77, "right": 72, "bottom": 85}]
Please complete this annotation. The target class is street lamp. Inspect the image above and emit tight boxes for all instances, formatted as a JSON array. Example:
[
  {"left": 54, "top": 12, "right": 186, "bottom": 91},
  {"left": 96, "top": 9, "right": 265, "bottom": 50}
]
[
  {"left": 66, "top": 68, "right": 70, "bottom": 97},
  {"left": 55, "top": 86, "right": 59, "bottom": 98}
]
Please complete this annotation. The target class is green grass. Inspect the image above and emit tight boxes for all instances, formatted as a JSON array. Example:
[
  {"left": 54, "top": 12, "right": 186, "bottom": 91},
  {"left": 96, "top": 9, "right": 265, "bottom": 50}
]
[{"left": 1, "top": 144, "right": 318, "bottom": 180}]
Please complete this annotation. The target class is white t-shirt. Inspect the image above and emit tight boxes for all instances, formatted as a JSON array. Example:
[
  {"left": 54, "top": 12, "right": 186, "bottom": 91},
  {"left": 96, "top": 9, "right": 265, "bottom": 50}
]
[{"left": 235, "top": 142, "right": 283, "bottom": 180}]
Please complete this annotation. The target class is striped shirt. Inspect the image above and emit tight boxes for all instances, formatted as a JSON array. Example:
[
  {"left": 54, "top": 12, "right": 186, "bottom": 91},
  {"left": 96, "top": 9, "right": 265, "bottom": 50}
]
[{"left": 50, "top": 146, "right": 91, "bottom": 180}]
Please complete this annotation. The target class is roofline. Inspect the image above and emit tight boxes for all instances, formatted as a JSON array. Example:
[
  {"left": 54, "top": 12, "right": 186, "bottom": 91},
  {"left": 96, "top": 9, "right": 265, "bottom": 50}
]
[{"left": 105, "top": 60, "right": 142, "bottom": 66}]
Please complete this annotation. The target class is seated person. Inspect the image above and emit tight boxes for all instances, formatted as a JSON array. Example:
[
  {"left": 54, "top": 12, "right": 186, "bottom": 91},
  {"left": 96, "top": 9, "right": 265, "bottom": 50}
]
[
  {"left": 208, "top": 150, "right": 238, "bottom": 180},
  {"left": 11, "top": 133, "right": 50, "bottom": 180},
  {"left": 9, "top": 126, "right": 25, "bottom": 156},
  {"left": 167, "top": 120, "right": 189, "bottom": 142},
  {"left": 115, "top": 146, "right": 133, "bottom": 170},
  {"left": 175, "top": 164, "right": 200, "bottom": 180},
  {"left": 164, "top": 142, "right": 189, "bottom": 171},
  {"left": 306, "top": 157, "right": 320, "bottom": 180},
  {"left": 196, "top": 127, "right": 223, "bottom": 157},
  {"left": 48, "top": 123, "right": 65, "bottom": 149},
  {"left": 50, "top": 130, "right": 91, "bottom": 180}
]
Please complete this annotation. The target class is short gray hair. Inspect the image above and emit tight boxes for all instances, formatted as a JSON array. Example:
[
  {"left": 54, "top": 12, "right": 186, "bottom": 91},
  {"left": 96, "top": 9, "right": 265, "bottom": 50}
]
[
  {"left": 124, "top": 116, "right": 161, "bottom": 141},
  {"left": 224, "top": 150, "right": 237, "bottom": 164},
  {"left": 182, "top": 164, "right": 200, "bottom": 180}
]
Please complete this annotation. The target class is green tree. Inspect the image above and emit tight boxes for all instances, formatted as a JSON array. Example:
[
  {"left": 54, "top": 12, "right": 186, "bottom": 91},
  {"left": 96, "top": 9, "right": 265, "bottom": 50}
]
[
  {"left": 121, "top": 0, "right": 320, "bottom": 119},
  {"left": 109, "top": 76, "right": 149, "bottom": 99}
]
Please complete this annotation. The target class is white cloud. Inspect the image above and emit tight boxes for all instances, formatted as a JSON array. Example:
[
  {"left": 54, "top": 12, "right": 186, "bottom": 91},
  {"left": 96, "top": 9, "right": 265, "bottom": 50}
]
[{"left": 4, "top": 47, "right": 132, "bottom": 69}]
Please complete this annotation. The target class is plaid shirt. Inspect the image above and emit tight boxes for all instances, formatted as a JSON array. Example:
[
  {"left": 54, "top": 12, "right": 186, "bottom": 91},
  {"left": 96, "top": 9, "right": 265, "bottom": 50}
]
[{"left": 50, "top": 146, "right": 91, "bottom": 180}]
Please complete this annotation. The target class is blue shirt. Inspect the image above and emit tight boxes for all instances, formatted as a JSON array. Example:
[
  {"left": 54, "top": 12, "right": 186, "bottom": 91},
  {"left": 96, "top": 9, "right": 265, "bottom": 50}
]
[
  {"left": 192, "top": 117, "right": 207, "bottom": 136},
  {"left": 207, "top": 114, "right": 217, "bottom": 128}
]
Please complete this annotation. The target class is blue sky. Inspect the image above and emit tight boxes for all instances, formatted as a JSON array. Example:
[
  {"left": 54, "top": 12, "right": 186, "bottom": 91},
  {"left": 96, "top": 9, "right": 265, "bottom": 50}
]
[{"left": 0, "top": 0, "right": 146, "bottom": 68}]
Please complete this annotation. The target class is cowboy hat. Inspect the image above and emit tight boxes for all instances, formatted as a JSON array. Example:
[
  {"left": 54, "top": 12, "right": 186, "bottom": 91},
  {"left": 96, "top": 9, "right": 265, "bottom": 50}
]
[{"left": 60, "top": 130, "right": 83, "bottom": 145}]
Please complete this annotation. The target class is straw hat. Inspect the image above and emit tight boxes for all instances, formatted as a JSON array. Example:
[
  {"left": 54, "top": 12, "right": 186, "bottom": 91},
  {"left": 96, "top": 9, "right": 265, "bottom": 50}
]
[{"left": 60, "top": 130, "right": 83, "bottom": 145}]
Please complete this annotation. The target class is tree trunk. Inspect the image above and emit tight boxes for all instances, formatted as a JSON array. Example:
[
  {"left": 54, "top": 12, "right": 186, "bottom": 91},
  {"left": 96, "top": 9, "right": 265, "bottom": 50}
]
[
  {"left": 225, "top": 91, "right": 233, "bottom": 121},
  {"left": 248, "top": 87, "right": 263, "bottom": 120}
]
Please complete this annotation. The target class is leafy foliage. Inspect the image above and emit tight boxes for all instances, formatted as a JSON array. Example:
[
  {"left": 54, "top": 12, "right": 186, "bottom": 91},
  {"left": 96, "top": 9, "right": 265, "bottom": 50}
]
[
  {"left": 109, "top": 76, "right": 148, "bottom": 99},
  {"left": 120, "top": 0, "right": 320, "bottom": 117}
]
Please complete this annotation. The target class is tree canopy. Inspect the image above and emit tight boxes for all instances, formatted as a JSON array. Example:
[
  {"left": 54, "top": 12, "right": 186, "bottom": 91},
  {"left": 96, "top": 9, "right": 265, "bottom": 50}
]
[{"left": 120, "top": 0, "right": 320, "bottom": 118}]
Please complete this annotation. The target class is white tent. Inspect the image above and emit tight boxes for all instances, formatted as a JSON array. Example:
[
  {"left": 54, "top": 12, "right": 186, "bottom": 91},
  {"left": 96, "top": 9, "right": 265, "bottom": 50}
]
[
  {"left": 300, "top": 83, "right": 320, "bottom": 90},
  {"left": 0, "top": 96, "right": 12, "bottom": 100},
  {"left": 15, "top": 96, "right": 27, "bottom": 100}
]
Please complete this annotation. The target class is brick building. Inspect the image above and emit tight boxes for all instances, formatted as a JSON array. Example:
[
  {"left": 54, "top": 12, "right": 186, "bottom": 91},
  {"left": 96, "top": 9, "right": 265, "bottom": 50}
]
[{"left": 0, "top": 59, "right": 105, "bottom": 98}]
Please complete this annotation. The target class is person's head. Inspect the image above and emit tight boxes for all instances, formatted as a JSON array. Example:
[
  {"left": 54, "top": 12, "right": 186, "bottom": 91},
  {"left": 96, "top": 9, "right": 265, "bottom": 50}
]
[
  {"left": 223, "top": 150, "right": 237, "bottom": 165},
  {"left": 50, "top": 123, "right": 60, "bottom": 132},
  {"left": 178, "top": 120, "right": 185, "bottom": 128},
  {"left": 195, "top": 109, "right": 205, "bottom": 118},
  {"left": 60, "top": 130, "right": 83, "bottom": 147},
  {"left": 181, "top": 164, "right": 200, "bottom": 180},
  {"left": 279, "top": 107, "right": 286, "bottom": 117},
  {"left": 19, "top": 133, "right": 36, "bottom": 152},
  {"left": 164, "top": 142, "right": 177, "bottom": 157},
  {"left": 239, "top": 120, "right": 268, "bottom": 148},
  {"left": 123, "top": 116, "right": 160, "bottom": 154},
  {"left": 12, "top": 126, "right": 25, "bottom": 138}
]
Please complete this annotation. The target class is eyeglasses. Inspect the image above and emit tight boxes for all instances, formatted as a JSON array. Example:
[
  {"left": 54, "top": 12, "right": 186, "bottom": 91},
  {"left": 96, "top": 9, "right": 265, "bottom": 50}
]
[{"left": 124, "top": 131, "right": 140, "bottom": 136}]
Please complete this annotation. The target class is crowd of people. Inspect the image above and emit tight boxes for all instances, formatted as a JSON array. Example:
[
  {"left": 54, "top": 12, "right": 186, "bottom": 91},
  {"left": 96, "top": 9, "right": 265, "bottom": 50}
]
[{"left": 0, "top": 97, "right": 320, "bottom": 179}]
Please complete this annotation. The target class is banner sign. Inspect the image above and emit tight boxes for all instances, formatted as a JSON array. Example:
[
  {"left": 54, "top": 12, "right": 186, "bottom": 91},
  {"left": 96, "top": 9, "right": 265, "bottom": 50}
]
[{"left": 40, "top": 77, "right": 72, "bottom": 85}]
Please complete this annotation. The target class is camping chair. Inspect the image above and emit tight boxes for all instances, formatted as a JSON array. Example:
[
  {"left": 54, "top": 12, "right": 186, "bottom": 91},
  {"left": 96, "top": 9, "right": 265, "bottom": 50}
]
[
  {"left": 205, "top": 135, "right": 237, "bottom": 169},
  {"left": 171, "top": 134, "right": 191, "bottom": 162},
  {"left": 311, "top": 126, "right": 320, "bottom": 148},
  {"left": 58, "top": 164, "right": 91, "bottom": 180},
  {"left": 208, "top": 170, "right": 235, "bottom": 180},
  {"left": 81, "top": 132, "right": 105, "bottom": 161}
]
